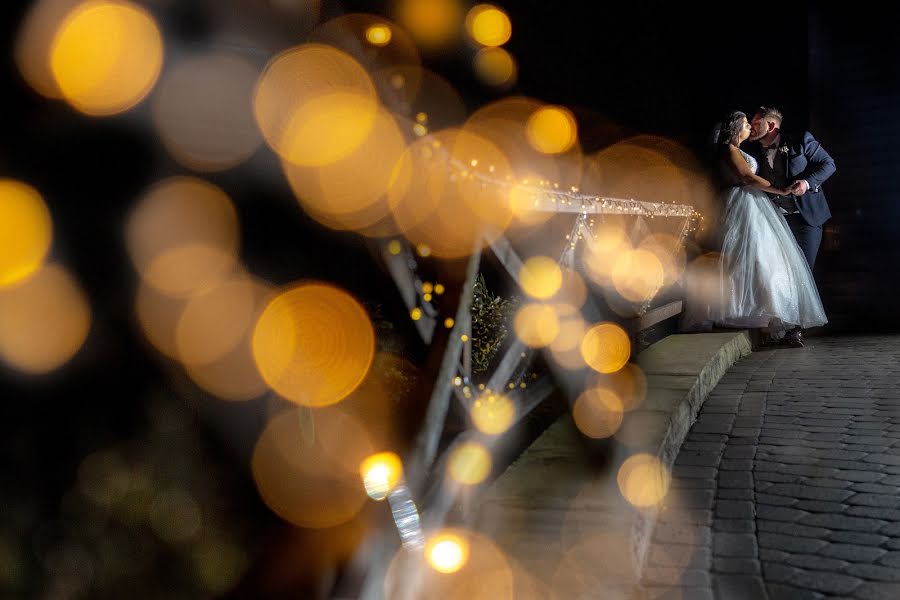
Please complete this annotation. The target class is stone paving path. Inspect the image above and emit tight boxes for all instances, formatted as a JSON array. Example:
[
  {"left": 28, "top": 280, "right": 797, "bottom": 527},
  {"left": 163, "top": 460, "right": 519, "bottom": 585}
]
[{"left": 643, "top": 336, "right": 900, "bottom": 600}]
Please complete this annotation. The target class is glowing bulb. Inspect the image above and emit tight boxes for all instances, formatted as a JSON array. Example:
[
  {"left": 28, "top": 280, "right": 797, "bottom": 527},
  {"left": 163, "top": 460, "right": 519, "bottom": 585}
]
[
  {"left": 365, "top": 24, "right": 392, "bottom": 46},
  {"left": 360, "top": 452, "right": 403, "bottom": 500},
  {"left": 444, "top": 317, "right": 455, "bottom": 328},
  {"left": 426, "top": 532, "right": 469, "bottom": 573}
]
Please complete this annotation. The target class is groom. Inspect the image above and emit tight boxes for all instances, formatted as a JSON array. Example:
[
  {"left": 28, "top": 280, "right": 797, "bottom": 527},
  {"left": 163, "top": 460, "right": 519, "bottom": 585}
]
[{"left": 747, "top": 106, "right": 836, "bottom": 346}]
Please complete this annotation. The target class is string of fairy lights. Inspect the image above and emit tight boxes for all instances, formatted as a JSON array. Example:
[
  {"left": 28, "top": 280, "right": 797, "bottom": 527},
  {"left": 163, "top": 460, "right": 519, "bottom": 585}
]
[{"left": 367, "top": 130, "right": 703, "bottom": 581}]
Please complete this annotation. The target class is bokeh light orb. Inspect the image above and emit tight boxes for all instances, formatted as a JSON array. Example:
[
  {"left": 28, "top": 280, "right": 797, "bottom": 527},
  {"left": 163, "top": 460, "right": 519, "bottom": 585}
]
[
  {"left": 611, "top": 249, "right": 665, "bottom": 302},
  {"left": 252, "top": 408, "right": 372, "bottom": 528},
  {"left": 617, "top": 453, "right": 671, "bottom": 508},
  {"left": 447, "top": 441, "right": 492, "bottom": 485},
  {"left": 0, "top": 179, "right": 53, "bottom": 287},
  {"left": 252, "top": 283, "right": 374, "bottom": 407},
  {"left": 513, "top": 303, "right": 559, "bottom": 348},
  {"left": 526, "top": 106, "right": 577, "bottom": 155},
  {"left": 253, "top": 44, "right": 378, "bottom": 167},
  {"left": 474, "top": 47, "right": 516, "bottom": 87},
  {"left": 0, "top": 263, "right": 90, "bottom": 374},
  {"left": 580, "top": 322, "right": 631, "bottom": 374},
  {"left": 127, "top": 177, "right": 240, "bottom": 298},
  {"left": 471, "top": 392, "right": 515, "bottom": 435},
  {"left": 465, "top": 5, "right": 512, "bottom": 47},
  {"left": 14, "top": 0, "right": 81, "bottom": 99},
  {"left": 572, "top": 388, "right": 624, "bottom": 439},
  {"left": 394, "top": 0, "right": 463, "bottom": 51},
  {"left": 152, "top": 52, "right": 263, "bottom": 172},
  {"left": 518, "top": 256, "right": 562, "bottom": 300},
  {"left": 50, "top": 0, "right": 163, "bottom": 115}
]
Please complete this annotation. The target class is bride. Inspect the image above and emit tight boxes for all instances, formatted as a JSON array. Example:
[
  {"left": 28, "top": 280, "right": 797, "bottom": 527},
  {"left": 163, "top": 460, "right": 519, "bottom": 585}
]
[{"left": 680, "top": 110, "right": 827, "bottom": 343}]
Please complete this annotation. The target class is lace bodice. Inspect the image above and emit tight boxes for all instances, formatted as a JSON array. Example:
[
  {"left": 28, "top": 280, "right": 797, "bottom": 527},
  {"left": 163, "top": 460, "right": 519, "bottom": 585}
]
[
  {"left": 741, "top": 149, "right": 758, "bottom": 174},
  {"left": 719, "top": 147, "right": 758, "bottom": 186}
]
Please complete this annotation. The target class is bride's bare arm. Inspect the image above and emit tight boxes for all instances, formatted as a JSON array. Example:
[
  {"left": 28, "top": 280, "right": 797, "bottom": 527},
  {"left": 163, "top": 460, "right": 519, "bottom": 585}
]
[{"left": 726, "top": 145, "right": 788, "bottom": 195}]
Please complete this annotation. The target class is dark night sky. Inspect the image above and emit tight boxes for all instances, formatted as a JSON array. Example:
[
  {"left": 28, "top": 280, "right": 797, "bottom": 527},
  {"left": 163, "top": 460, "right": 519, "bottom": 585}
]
[{"left": 1, "top": 1, "right": 896, "bottom": 597}]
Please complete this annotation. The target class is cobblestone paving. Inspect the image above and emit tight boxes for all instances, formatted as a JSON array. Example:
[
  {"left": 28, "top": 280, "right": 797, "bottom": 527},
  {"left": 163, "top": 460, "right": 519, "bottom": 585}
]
[{"left": 643, "top": 336, "right": 900, "bottom": 599}]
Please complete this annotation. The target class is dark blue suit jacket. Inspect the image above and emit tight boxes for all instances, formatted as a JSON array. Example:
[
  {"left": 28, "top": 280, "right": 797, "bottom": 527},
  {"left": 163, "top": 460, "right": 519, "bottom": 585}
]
[{"left": 749, "top": 131, "right": 836, "bottom": 227}]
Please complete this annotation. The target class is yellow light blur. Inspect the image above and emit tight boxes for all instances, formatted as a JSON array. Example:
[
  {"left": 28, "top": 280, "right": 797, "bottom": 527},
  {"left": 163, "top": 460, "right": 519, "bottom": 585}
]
[
  {"left": 175, "top": 276, "right": 258, "bottom": 366},
  {"left": 181, "top": 274, "right": 274, "bottom": 402},
  {"left": 426, "top": 531, "right": 469, "bottom": 574},
  {"left": 252, "top": 283, "right": 374, "bottom": 407},
  {"left": 282, "top": 108, "right": 406, "bottom": 234},
  {"left": 591, "top": 363, "right": 647, "bottom": 412},
  {"left": 0, "top": 263, "right": 90, "bottom": 374},
  {"left": 444, "top": 317, "right": 455, "bottom": 328},
  {"left": 366, "top": 24, "right": 392, "bottom": 46},
  {"left": 572, "top": 388, "right": 624, "bottom": 439},
  {"left": 518, "top": 256, "right": 562, "bottom": 300},
  {"left": 410, "top": 307, "right": 422, "bottom": 321},
  {"left": 384, "top": 529, "right": 513, "bottom": 598},
  {"left": 549, "top": 310, "right": 587, "bottom": 353},
  {"left": 580, "top": 322, "right": 631, "bottom": 374},
  {"left": 434, "top": 284, "right": 445, "bottom": 294},
  {"left": 50, "top": 0, "right": 163, "bottom": 116},
  {"left": 127, "top": 177, "right": 239, "bottom": 298},
  {"left": 513, "top": 304, "right": 559, "bottom": 348},
  {"left": 252, "top": 408, "right": 372, "bottom": 528},
  {"left": 526, "top": 106, "right": 577, "bottom": 155},
  {"left": 471, "top": 392, "right": 515, "bottom": 435},
  {"left": 582, "top": 219, "right": 631, "bottom": 287},
  {"left": 466, "top": 5, "right": 512, "bottom": 47},
  {"left": 360, "top": 451, "right": 403, "bottom": 500},
  {"left": 640, "top": 233, "right": 687, "bottom": 287},
  {"left": 14, "top": 0, "right": 81, "bottom": 98},
  {"left": 616, "top": 454, "right": 671, "bottom": 508},
  {"left": 557, "top": 267, "right": 588, "bottom": 308},
  {"left": 388, "top": 129, "right": 513, "bottom": 258},
  {"left": 253, "top": 44, "right": 377, "bottom": 167},
  {"left": 422, "top": 282, "right": 434, "bottom": 294},
  {"left": 152, "top": 52, "right": 262, "bottom": 172},
  {"left": 394, "top": 0, "right": 463, "bottom": 51},
  {"left": 0, "top": 179, "right": 52, "bottom": 287},
  {"left": 447, "top": 441, "right": 492, "bottom": 485},
  {"left": 611, "top": 249, "right": 665, "bottom": 302},
  {"left": 135, "top": 279, "right": 184, "bottom": 359},
  {"left": 388, "top": 239, "right": 402, "bottom": 254}
]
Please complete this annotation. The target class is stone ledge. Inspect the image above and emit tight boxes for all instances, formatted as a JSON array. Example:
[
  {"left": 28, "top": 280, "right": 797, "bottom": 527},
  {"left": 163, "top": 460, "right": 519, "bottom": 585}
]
[{"left": 474, "top": 331, "right": 752, "bottom": 597}]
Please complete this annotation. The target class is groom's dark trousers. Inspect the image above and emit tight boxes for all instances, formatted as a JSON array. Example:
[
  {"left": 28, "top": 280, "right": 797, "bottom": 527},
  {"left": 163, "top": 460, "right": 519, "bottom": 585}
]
[{"left": 785, "top": 214, "right": 822, "bottom": 270}]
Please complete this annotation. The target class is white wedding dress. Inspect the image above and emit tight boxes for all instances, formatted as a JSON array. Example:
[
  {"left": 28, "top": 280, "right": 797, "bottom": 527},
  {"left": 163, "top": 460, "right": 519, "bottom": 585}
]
[{"left": 681, "top": 149, "right": 827, "bottom": 332}]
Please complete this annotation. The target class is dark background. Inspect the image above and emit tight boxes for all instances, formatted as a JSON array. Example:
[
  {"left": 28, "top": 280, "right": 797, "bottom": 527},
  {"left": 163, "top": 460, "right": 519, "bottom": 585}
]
[{"left": 1, "top": 1, "right": 898, "bottom": 597}]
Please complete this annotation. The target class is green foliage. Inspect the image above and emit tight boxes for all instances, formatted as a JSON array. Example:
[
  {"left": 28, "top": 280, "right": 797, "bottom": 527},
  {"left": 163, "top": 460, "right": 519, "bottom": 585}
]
[{"left": 471, "top": 273, "right": 518, "bottom": 374}]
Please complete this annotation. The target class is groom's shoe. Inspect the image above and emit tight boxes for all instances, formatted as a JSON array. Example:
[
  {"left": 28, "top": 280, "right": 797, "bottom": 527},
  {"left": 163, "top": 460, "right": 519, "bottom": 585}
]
[{"left": 784, "top": 327, "right": 804, "bottom": 348}]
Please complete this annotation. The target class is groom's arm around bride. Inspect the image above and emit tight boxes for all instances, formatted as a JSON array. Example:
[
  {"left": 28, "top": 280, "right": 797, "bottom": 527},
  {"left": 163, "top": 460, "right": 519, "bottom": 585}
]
[{"left": 749, "top": 106, "right": 836, "bottom": 269}]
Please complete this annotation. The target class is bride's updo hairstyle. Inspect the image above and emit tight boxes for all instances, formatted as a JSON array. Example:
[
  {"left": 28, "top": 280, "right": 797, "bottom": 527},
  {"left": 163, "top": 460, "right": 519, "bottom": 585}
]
[{"left": 713, "top": 110, "right": 747, "bottom": 146}]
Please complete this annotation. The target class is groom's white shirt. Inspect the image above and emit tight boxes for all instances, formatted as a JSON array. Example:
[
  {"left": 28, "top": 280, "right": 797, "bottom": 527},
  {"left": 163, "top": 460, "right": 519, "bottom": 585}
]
[{"left": 763, "top": 133, "right": 781, "bottom": 168}]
